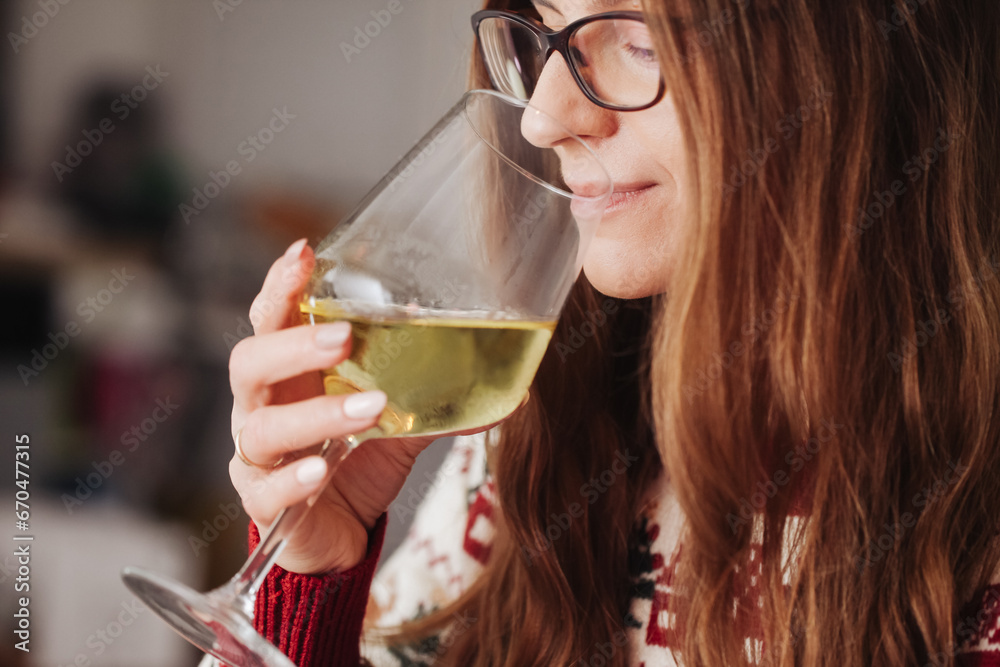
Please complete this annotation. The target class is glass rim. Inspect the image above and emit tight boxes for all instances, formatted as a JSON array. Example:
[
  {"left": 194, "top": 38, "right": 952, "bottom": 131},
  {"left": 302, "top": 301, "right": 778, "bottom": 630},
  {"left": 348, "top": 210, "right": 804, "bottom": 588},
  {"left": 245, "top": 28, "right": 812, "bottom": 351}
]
[{"left": 460, "top": 89, "right": 614, "bottom": 204}]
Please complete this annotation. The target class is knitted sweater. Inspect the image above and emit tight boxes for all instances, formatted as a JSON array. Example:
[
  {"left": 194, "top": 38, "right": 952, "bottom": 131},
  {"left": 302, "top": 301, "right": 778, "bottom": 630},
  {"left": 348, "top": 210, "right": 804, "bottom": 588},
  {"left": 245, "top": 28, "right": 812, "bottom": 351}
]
[{"left": 239, "top": 432, "right": 1000, "bottom": 667}]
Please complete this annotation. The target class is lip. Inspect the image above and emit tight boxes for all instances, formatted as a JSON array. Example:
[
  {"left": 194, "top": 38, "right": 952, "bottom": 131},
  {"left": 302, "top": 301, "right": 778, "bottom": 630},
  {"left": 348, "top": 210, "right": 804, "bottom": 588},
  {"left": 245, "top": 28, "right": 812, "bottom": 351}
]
[
  {"left": 567, "top": 181, "right": 656, "bottom": 225},
  {"left": 604, "top": 183, "right": 656, "bottom": 214},
  {"left": 562, "top": 179, "right": 611, "bottom": 199},
  {"left": 566, "top": 180, "right": 657, "bottom": 215}
]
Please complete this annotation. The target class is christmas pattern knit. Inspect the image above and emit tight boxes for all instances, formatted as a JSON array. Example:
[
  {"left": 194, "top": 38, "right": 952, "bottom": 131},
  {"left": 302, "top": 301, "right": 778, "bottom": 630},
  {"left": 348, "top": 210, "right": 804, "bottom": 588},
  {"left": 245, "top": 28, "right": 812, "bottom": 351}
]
[{"left": 359, "top": 433, "right": 1000, "bottom": 666}]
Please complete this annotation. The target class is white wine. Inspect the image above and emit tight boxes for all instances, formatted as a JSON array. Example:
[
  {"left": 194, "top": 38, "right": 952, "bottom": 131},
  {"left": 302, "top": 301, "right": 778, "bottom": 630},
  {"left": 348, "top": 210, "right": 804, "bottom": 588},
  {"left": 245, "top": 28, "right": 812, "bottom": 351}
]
[{"left": 301, "top": 298, "right": 555, "bottom": 437}]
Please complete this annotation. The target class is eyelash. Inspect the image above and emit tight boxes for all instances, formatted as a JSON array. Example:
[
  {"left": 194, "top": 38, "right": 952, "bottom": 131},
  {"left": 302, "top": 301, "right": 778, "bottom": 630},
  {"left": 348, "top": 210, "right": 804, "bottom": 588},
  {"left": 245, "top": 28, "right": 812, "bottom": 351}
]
[{"left": 627, "top": 43, "right": 657, "bottom": 62}]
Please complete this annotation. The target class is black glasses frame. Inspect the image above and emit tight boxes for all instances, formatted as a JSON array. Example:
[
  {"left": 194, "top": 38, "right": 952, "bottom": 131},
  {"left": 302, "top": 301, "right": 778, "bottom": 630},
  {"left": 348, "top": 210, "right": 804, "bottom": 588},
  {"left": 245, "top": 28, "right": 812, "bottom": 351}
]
[{"left": 471, "top": 9, "right": 666, "bottom": 112}]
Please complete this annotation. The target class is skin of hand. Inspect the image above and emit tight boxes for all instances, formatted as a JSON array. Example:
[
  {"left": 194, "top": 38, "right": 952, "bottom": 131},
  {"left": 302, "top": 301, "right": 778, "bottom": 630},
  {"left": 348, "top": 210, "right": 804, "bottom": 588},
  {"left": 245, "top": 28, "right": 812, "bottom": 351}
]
[{"left": 228, "top": 239, "right": 503, "bottom": 574}]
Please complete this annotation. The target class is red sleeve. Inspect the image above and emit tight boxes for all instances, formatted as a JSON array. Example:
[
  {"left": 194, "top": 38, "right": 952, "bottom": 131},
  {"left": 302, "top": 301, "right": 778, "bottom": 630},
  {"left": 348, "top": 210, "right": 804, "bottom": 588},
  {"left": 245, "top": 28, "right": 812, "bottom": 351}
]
[{"left": 245, "top": 513, "right": 388, "bottom": 667}]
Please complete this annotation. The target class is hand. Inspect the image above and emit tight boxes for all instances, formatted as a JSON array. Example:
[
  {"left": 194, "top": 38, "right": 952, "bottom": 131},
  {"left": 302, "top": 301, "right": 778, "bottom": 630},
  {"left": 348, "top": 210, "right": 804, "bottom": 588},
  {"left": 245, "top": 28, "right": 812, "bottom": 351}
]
[{"left": 229, "top": 239, "right": 495, "bottom": 574}]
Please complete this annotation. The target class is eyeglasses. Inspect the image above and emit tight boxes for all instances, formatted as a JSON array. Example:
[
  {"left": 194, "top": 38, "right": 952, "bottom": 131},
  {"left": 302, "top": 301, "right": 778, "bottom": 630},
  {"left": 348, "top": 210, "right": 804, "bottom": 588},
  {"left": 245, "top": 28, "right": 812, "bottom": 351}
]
[{"left": 472, "top": 9, "right": 665, "bottom": 112}]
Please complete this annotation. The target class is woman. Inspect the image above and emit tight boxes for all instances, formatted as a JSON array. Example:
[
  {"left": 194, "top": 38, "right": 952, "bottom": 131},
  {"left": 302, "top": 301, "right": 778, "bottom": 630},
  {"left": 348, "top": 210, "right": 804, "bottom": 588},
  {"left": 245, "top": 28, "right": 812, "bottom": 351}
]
[{"left": 227, "top": 0, "right": 1000, "bottom": 665}]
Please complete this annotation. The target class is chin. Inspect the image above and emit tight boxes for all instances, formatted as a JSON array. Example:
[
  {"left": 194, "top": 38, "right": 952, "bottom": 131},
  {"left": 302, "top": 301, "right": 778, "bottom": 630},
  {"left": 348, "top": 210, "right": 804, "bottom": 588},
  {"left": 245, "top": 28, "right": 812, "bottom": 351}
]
[
  {"left": 582, "top": 264, "right": 664, "bottom": 300},
  {"left": 581, "top": 210, "right": 678, "bottom": 298},
  {"left": 581, "top": 238, "right": 674, "bottom": 299}
]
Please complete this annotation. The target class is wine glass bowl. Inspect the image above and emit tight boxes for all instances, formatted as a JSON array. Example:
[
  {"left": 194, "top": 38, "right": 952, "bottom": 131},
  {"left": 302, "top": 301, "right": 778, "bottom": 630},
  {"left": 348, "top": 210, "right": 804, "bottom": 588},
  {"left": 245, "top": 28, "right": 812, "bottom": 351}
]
[
  {"left": 122, "top": 89, "right": 611, "bottom": 666},
  {"left": 300, "top": 298, "right": 556, "bottom": 440},
  {"left": 301, "top": 90, "right": 612, "bottom": 442}
]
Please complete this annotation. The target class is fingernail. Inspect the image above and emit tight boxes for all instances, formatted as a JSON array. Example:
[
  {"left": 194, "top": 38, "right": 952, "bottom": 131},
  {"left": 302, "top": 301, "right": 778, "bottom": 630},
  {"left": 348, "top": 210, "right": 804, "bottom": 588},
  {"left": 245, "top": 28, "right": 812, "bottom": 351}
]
[
  {"left": 284, "top": 238, "right": 308, "bottom": 262},
  {"left": 343, "top": 391, "right": 387, "bottom": 420},
  {"left": 296, "top": 458, "right": 327, "bottom": 485},
  {"left": 315, "top": 322, "right": 351, "bottom": 349}
]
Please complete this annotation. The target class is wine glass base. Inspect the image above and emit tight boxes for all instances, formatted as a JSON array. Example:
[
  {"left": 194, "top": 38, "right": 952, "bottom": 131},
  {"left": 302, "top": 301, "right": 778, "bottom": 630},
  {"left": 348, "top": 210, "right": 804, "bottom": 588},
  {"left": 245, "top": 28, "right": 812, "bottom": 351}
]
[{"left": 122, "top": 567, "right": 296, "bottom": 667}]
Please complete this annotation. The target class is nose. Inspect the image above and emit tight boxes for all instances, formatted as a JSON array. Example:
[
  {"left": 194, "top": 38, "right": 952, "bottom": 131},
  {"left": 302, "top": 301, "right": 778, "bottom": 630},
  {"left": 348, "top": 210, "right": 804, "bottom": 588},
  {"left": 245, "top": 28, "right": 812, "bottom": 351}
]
[{"left": 519, "top": 52, "right": 616, "bottom": 148}]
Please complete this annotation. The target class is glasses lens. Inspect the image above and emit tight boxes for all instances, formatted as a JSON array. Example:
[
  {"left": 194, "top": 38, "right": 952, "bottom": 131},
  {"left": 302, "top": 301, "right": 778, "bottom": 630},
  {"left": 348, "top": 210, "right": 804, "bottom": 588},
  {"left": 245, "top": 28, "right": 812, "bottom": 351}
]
[
  {"left": 478, "top": 17, "right": 544, "bottom": 101},
  {"left": 570, "top": 18, "right": 660, "bottom": 109}
]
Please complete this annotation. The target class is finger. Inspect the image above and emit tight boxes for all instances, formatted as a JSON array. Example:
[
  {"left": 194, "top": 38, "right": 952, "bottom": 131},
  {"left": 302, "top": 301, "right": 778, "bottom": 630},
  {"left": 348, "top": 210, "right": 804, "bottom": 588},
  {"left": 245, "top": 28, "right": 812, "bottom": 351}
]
[
  {"left": 238, "top": 391, "right": 387, "bottom": 464},
  {"left": 230, "top": 322, "right": 352, "bottom": 410},
  {"left": 232, "top": 455, "right": 329, "bottom": 528},
  {"left": 250, "top": 239, "right": 315, "bottom": 335}
]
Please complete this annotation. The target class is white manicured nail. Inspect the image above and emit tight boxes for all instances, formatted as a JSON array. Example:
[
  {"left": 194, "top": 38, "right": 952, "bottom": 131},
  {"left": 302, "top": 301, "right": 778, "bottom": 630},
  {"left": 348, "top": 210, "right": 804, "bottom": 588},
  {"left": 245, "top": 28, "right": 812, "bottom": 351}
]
[
  {"left": 343, "top": 391, "right": 387, "bottom": 419},
  {"left": 296, "top": 458, "right": 326, "bottom": 485},
  {"left": 284, "top": 238, "right": 307, "bottom": 261},
  {"left": 316, "top": 322, "right": 350, "bottom": 349}
]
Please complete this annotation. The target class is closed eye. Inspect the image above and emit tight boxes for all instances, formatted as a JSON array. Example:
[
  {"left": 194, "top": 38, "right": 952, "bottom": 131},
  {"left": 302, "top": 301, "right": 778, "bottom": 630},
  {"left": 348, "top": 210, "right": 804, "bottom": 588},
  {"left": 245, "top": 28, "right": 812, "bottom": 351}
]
[{"left": 626, "top": 42, "right": 657, "bottom": 64}]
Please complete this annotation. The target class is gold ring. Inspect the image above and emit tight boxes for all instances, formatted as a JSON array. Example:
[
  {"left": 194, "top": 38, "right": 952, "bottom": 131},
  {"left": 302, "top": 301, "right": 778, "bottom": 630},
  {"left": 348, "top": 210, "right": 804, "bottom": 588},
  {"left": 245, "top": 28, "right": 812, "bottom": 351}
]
[{"left": 234, "top": 428, "right": 283, "bottom": 468}]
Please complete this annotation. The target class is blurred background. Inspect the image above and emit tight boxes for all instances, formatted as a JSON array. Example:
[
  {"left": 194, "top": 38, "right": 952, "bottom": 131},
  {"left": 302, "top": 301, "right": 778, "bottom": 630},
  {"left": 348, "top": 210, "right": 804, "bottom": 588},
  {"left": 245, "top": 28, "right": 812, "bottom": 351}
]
[{"left": 0, "top": 0, "right": 478, "bottom": 664}]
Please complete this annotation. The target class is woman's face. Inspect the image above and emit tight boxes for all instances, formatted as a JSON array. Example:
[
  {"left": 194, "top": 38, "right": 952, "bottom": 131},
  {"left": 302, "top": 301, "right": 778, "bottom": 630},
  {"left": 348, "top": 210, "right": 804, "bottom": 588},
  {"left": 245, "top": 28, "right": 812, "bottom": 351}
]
[{"left": 519, "top": 0, "right": 690, "bottom": 299}]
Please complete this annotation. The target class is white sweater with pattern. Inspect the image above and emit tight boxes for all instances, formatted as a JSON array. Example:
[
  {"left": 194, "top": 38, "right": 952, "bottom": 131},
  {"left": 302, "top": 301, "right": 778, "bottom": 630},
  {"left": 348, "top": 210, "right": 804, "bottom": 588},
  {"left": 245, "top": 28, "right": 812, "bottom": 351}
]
[{"left": 358, "top": 433, "right": 1000, "bottom": 666}]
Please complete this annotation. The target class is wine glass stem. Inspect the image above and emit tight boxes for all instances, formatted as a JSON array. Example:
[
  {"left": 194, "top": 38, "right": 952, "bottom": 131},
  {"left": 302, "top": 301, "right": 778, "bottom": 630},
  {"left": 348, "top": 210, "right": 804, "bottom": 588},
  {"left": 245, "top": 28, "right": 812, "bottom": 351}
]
[{"left": 228, "top": 435, "right": 362, "bottom": 615}]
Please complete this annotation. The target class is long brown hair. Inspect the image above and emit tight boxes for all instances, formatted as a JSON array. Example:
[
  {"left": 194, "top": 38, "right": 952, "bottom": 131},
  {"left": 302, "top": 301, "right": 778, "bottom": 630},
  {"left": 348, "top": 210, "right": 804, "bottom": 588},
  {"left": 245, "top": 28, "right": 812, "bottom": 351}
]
[{"left": 376, "top": 0, "right": 1000, "bottom": 665}]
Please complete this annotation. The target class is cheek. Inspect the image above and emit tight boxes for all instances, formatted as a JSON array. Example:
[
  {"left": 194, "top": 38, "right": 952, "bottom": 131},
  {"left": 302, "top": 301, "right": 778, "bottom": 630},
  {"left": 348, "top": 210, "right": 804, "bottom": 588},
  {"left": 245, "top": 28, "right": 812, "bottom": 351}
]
[{"left": 582, "top": 97, "right": 691, "bottom": 298}]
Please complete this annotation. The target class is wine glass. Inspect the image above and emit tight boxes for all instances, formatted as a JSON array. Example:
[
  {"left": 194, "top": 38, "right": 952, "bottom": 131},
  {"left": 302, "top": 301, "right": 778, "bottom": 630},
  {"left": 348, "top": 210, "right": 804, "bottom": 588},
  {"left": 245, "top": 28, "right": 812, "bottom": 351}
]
[{"left": 121, "top": 89, "right": 612, "bottom": 666}]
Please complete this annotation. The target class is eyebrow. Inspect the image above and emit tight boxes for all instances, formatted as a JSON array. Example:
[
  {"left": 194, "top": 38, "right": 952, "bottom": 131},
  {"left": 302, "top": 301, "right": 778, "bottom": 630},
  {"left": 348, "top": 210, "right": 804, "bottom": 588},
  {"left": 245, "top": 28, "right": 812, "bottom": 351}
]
[{"left": 531, "top": 0, "right": 632, "bottom": 14}]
